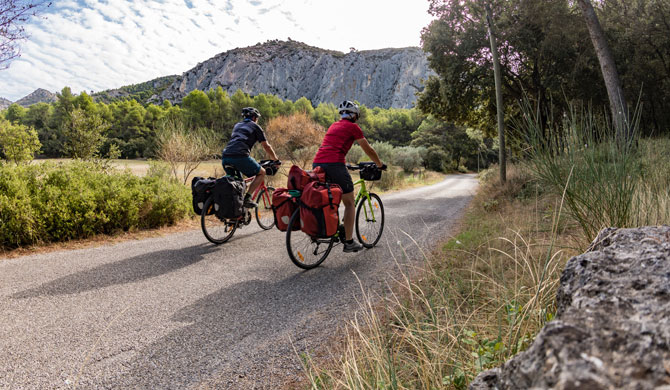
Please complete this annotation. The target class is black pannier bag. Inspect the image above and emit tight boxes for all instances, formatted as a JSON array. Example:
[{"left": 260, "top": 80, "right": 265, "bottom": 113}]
[
  {"left": 359, "top": 162, "right": 382, "bottom": 181},
  {"left": 191, "top": 176, "right": 216, "bottom": 215},
  {"left": 211, "top": 176, "right": 246, "bottom": 219}
]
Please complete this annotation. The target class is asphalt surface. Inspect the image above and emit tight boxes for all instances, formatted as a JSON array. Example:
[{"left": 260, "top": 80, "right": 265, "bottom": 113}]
[{"left": 0, "top": 174, "right": 478, "bottom": 390}]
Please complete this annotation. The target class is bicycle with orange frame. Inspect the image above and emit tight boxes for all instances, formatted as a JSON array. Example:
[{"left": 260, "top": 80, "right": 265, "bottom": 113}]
[{"left": 201, "top": 160, "right": 281, "bottom": 244}]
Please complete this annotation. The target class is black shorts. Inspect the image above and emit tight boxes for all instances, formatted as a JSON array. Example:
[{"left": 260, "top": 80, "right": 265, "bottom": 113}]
[{"left": 313, "top": 163, "right": 354, "bottom": 194}]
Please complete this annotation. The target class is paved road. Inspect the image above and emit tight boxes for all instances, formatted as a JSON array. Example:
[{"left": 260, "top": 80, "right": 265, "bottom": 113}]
[{"left": 0, "top": 174, "right": 478, "bottom": 390}]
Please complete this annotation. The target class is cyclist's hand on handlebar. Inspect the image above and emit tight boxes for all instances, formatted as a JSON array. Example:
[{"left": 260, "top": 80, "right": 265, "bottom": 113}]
[{"left": 376, "top": 163, "right": 388, "bottom": 171}]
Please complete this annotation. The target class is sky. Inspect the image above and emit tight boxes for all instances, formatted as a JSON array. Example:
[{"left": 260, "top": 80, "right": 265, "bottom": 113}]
[{"left": 0, "top": 0, "right": 434, "bottom": 101}]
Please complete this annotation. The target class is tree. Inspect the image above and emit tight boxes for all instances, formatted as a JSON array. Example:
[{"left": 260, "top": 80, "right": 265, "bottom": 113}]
[
  {"left": 485, "top": 2, "right": 506, "bottom": 182},
  {"left": 0, "top": 0, "right": 51, "bottom": 68},
  {"left": 61, "top": 108, "right": 109, "bottom": 159},
  {"left": 4, "top": 103, "right": 25, "bottom": 123},
  {"left": 0, "top": 117, "right": 41, "bottom": 163},
  {"left": 577, "top": 0, "right": 629, "bottom": 142},
  {"left": 265, "top": 113, "right": 325, "bottom": 169},
  {"left": 155, "top": 118, "right": 219, "bottom": 184},
  {"left": 181, "top": 89, "right": 212, "bottom": 128},
  {"left": 419, "top": 0, "right": 599, "bottom": 148}
]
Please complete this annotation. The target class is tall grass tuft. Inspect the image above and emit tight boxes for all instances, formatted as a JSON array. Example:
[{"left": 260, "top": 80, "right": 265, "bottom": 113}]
[{"left": 512, "top": 100, "right": 670, "bottom": 241}]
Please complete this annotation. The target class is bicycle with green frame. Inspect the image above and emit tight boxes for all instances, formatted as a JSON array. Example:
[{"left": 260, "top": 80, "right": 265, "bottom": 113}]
[{"left": 285, "top": 162, "right": 386, "bottom": 269}]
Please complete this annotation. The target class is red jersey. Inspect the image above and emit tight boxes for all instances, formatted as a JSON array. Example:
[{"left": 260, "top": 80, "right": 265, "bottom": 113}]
[{"left": 313, "top": 119, "right": 365, "bottom": 164}]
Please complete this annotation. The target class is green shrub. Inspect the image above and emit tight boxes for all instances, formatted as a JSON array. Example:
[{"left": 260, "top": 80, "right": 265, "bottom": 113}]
[
  {"left": 393, "top": 146, "right": 424, "bottom": 173},
  {"left": 0, "top": 161, "right": 190, "bottom": 249},
  {"left": 425, "top": 145, "right": 450, "bottom": 172},
  {"left": 370, "top": 141, "right": 395, "bottom": 164},
  {"left": 346, "top": 144, "right": 364, "bottom": 164}
]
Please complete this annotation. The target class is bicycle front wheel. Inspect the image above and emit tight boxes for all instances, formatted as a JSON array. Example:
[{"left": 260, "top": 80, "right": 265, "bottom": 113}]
[
  {"left": 255, "top": 187, "right": 275, "bottom": 230},
  {"left": 201, "top": 196, "right": 237, "bottom": 244},
  {"left": 356, "top": 193, "right": 385, "bottom": 248},
  {"left": 286, "top": 208, "right": 334, "bottom": 269}
]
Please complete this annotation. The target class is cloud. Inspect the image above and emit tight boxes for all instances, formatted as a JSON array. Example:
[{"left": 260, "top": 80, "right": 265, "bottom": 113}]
[{"left": 0, "top": 0, "right": 433, "bottom": 101}]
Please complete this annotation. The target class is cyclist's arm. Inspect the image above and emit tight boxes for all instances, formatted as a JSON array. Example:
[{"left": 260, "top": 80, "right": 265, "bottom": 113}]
[
  {"left": 261, "top": 141, "right": 279, "bottom": 161},
  {"left": 356, "top": 138, "right": 383, "bottom": 167}
]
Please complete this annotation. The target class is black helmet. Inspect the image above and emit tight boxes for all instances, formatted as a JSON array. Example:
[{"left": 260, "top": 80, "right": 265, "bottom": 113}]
[
  {"left": 242, "top": 107, "right": 261, "bottom": 119},
  {"left": 338, "top": 100, "right": 360, "bottom": 116}
]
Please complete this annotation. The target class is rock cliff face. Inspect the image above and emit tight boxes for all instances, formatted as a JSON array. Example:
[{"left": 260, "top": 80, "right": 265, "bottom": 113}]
[
  {"left": 0, "top": 97, "right": 11, "bottom": 111},
  {"left": 154, "top": 40, "right": 433, "bottom": 109},
  {"left": 470, "top": 226, "right": 670, "bottom": 390},
  {"left": 14, "top": 88, "right": 57, "bottom": 107}
]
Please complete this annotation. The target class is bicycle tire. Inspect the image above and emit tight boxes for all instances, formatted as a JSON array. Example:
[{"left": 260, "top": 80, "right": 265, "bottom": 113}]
[
  {"left": 201, "top": 196, "right": 237, "bottom": 244},
  {"left": 286, "top": 208, "right": 334, "bottom": 269},
  {"left": 255, "top": 187, "right": 275, "bottom": 230},
  {"left": 355, "top": 192, "right": 384, "bottom": 248}
]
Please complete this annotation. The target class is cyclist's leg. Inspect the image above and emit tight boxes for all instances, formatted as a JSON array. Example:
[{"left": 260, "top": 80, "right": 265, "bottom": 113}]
[
  {"left": 247, "top": 167, "right": 265, "bottom": 195},
  {"left": 342, "top": 192, "right": 356, "bottom": 240}
]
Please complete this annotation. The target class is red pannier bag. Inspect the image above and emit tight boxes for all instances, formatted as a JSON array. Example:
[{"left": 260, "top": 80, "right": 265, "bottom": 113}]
[
  {"left": 287, "top": 165, "right": 326, "bottom": 191},
  {"left": 272, "top": 188, "right": 300, "bottom": 231},
  {"left": 299, "top": 181, "right": 342, "bottom": 238}
]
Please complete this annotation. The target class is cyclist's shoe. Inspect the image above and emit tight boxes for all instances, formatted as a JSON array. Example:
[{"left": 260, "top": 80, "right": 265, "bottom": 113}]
[
  {"left": 243, "top": 194, "right": 257, "bottom": 208},
  {"left": 343, "top": 240, "right": 364, "bottom": 253}
]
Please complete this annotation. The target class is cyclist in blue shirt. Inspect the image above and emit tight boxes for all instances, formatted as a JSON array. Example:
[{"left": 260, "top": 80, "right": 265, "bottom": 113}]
[{"left": 222, "top": 107, "right": 279, "bottom": 208}]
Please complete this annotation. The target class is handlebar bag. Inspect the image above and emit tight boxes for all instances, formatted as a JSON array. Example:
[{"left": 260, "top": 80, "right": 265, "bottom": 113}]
[
  {"left": 211, "top": 175, "right": 246, "bottom": 219},
  {"left": 359, "top": 162, "right": 382, "bottom": 181},
  {"left": 299, "top": 181, "right": 342, "bottom": 238},
  {"left": 259, "top": 160, "right": 279, "bottom": 176},
  {"left": 287, "top": 165, "right": 326, "bottom": 191},
  {"left": 191, "top": 176, "right": 216, "bottom": 215}
]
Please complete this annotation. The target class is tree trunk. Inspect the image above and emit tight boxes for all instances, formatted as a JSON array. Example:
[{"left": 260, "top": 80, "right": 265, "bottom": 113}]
[
  {"left": 577, "top": 0, "right": 630, "bottom": 143},
  {"left": 485, "top": 2, "right": 506, "bottom": 183}
]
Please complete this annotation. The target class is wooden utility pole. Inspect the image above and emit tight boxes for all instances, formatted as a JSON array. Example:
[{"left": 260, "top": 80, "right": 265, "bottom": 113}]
[
  {"left": 485, "top": 2, "right": 506, "bottom": 183},
  {"left": 577, "top": 0, "right": 630, "bottom": 143}
]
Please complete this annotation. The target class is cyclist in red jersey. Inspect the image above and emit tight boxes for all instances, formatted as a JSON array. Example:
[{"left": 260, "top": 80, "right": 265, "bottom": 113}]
[{"left": 313, "top": 100, "right": 385, "bottom": 253}]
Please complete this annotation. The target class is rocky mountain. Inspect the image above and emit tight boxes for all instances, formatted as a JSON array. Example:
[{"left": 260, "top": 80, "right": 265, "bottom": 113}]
[
  {"left": 153, "top": 40, "right": 434, "bottom": 109},
  {"left": 0, "top": 97, "right": 11, "bottom": 111},
  {"left": 93, "top": 75, "right": 178, "bottom": 104},
  {"left": 14, "top": 88, "right": 57, "bottom": 107}
]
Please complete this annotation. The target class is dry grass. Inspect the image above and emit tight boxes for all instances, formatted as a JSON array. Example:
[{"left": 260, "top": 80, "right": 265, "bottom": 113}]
[{"left": 302, "top": 164, "right": 581, "bottom": 389}]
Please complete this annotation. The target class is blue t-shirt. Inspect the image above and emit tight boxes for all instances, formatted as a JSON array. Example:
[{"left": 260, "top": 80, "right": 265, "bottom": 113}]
[{"left": 222, "top": 119, "right": 267, "bottom": 157}]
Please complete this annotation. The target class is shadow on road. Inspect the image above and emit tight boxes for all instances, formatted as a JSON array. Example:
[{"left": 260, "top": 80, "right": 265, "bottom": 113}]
[
  {"left": 12, "top": 243, "right": 218, "bottom": 298},
  {"left": 93, "top": 252, "right": 378, "bottom": 389}
]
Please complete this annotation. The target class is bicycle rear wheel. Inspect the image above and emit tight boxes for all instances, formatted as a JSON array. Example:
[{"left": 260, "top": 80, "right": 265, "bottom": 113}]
[
  {"left": 201, "top": 196, "right": 237, "bottom": 244},
  {"left": 255, "top": 187, "right": 275, "bottom": 230},
  {"left": 286, "top": 208, "right": 334, "bottom": 269},
  {"left": 355, "top": 193, "right": 384, "bottom": 248}
]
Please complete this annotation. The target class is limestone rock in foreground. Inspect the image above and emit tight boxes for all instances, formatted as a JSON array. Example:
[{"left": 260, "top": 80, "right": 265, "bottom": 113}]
[{"left": 470, "top": 226, "right": 670, "bottom": 390}]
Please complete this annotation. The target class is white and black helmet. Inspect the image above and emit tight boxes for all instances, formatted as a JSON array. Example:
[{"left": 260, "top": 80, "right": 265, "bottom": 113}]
[
  {"left": 338, "top": 100, "right": 360, "bottom": 116},
  {"left": 242, "top": 107, "right": 261, "bottom": 119}
]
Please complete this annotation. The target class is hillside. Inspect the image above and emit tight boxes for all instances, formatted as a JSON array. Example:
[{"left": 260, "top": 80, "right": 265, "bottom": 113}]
[
  {"left": 92, "top": 75, "right": 178, "bottom": 104},
  {"left": 14, "top": 89, "right": 57, "bottom": 107},
  {"left": 153, "top": 40, "right": 433, "bottom": 109}
]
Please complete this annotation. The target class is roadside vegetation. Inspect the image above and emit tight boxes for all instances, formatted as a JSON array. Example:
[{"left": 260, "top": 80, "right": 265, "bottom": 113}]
[
  {"left": 298, "top": 0, "right": 670, "bottom": 386},
  {"left": 303, "top": 128, "right": 670, "bottom": 389},
  {"left": 0, "top": 160, "right": 190, "bottom": 250}
]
